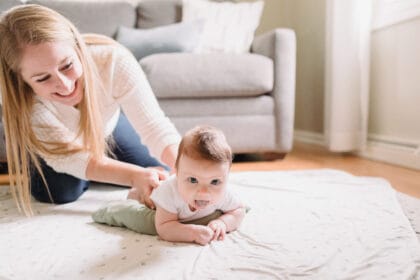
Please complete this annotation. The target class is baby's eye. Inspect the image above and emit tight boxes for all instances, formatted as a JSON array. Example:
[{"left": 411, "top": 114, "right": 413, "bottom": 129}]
[
  {"left": 188, "top": 177, "right": 198, "bottom": 184},
  {"left": 210, "top": 179, "right": 221, "bottom": 186}
]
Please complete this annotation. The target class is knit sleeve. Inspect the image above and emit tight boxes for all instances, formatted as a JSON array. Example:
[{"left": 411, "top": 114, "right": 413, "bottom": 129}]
[
  {"left": 110, "top": 46, "right": 181, "bottom": 161},
  {"left": 31, "top": 101, "right": 90, "bottom": 180}
]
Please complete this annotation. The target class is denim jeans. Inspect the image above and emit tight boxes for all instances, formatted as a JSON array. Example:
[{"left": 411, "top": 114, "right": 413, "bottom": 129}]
[{"left": 31, "top": 113, "right": 166, "bottom": 204}]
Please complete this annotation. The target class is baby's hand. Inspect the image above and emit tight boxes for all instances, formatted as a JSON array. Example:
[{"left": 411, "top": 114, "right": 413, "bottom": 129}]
[
  {"left": 208, "top": 219, "right": 227, "bottom": 241},
  {"left": 193, "top": 225, "right": 214, "bottom": 245}
]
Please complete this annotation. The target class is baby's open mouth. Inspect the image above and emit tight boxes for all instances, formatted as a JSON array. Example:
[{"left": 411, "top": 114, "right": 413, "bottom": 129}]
[{"left": 194, "top": 200, "right": 210, "bottom": 208}]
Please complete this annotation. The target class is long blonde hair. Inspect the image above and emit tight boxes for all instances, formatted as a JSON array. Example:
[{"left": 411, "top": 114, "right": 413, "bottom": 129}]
[{"left": 0, "top": 5, "right": 110, "bottom": 216}]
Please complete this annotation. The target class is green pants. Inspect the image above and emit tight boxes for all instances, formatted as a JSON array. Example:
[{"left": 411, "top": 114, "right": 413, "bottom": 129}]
[{"left": 92, "top": 199, "right": 223, "bottom": 235}]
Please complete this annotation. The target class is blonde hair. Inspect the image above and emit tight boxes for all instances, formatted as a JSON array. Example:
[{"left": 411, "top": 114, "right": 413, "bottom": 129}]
[
  {"left": 175, "top": 125, "right": 232, "bottom": 169},
  {"left": 0, "top": 5, "right": 111, "bottom": 215}
]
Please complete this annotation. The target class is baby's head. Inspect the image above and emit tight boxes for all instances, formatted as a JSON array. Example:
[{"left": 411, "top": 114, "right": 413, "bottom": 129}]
[{"left": 175, "top": 125, "right": 232, "bottom": 211}]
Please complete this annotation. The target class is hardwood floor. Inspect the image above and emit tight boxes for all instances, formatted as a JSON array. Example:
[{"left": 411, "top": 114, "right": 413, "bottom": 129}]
[
  {"left": 1, "top": 142, "right": 419, "bottom": 198},
  {"left": 232, "top": 142, "right": 420, "bottom": 199},
  {"left": 0, "top": 174, "right": 8, "bottom": 185}
]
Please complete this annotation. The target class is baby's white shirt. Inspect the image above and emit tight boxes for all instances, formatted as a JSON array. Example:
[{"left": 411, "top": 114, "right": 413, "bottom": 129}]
[{"left": 150, "top": 175, "right": 243, "bottom": 222}]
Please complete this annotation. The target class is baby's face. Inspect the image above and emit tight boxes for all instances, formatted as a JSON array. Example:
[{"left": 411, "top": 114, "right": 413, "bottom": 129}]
[{"left": 176, "top": 155, "right": 230, "bottom": 211}]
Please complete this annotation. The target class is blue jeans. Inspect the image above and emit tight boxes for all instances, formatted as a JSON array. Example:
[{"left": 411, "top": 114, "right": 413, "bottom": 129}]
[{"left": 31, "top": 113, "right": 166, "bottom": 204}]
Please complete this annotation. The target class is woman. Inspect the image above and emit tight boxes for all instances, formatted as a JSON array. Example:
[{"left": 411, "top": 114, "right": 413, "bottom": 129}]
[{"left": 0, "top": 4, "right": 181, "bottom": 215}]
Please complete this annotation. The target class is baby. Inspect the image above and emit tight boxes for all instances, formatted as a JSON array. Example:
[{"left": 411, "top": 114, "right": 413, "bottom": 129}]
[
  {"left": 151, "top": 125, "right": 245, "bottom": 245},
  {"left": 92, "top": 125, "right": 245, "bottom": 245}
]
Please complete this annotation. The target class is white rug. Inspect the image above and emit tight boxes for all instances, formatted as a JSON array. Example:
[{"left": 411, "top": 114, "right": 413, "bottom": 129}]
[{"left": 0, "top": 169, "right": 419, "bottom": 280}]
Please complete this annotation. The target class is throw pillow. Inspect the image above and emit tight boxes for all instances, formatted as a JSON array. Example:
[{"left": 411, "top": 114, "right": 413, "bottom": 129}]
[
  {"left": 116, "top": 20, "right": 204, "bottom": 60},
  {"left": 182, "top": 0, "right": 264, "bottom": 53}
]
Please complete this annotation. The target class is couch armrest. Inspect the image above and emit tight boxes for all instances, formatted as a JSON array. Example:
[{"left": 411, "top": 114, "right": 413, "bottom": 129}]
[{"left": 252, "top": 28, "right": 296, "bottom": 152}]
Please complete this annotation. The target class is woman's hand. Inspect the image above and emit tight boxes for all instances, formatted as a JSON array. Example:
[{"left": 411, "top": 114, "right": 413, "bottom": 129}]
[
  {"left": 128, "top": 167, "right": 169, "bottom": 209},
  {"left": 87, "top": 156, "right": 169, "bottom": 208}
]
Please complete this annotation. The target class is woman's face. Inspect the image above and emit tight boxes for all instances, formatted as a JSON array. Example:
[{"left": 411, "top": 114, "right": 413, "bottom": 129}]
[{"left": 19, "top": 41, "right": 83, "bottom": 107}]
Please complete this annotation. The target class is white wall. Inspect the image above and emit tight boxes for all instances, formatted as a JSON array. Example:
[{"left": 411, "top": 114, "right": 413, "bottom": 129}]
[
  {"left": 253, "top": 0, "right": 326, "bottom": 134},
  {"left": 369, "top": 17, "right": 420, "bottom": 146},
  {"left": 259, "top": 0, "right": 420, "bottom": 167}
]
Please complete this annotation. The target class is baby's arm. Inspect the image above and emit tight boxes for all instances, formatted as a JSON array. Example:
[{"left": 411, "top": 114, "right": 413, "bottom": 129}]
[
  {"left": 208, "top": 206, "right": 246, "bottom": 240},
  {"left": 155, "top": 206, "right": 214, "bottom": 245}
]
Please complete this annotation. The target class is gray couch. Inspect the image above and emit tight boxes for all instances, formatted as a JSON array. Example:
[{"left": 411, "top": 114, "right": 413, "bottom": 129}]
[{"left": 0, "top": 0, "right": 296, "bottom": 164}]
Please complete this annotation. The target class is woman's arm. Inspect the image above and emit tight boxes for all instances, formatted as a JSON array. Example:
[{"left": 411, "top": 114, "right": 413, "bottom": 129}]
[
  {"left": 155, "top": 206, "right": 214, "bottom": 245},
  {"left": 110, "top": 45, "right": 181, "bottom": 168},
  {"left": 161, "top": 143, "right": 178, "bottom": 171},
  {"left": 86, "top": 156, "right": 167, "bottom": 208}
]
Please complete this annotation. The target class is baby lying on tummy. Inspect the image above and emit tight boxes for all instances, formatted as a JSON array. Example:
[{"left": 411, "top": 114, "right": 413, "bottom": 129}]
[
  {"left": 93, "top": 125, "right": 245, "bottom": 245},
  {"left": 151, "top": 125, "right": 245, "bottom": 245}
]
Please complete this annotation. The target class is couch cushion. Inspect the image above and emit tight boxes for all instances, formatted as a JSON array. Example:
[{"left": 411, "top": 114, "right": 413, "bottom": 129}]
[
  {"left": 135, "top": 0, "right": 236, "bottom": 29},
  {"left": 169, "top": 115, "right": 277, "bottom": 153},
  {"left": 136, "top": 0, "right": 182, "bottom": 29},
  {"left": 140, "top": 53, "right": 273, "bottom": 99},
  {"left": 0, "top": 0, "right": 21, "bottom": 13},
  {"left": 28, "top": 0, "right": 136, "bottom": 38},
  {"left": 158, "top": 95, "right": 274, "bottom": 117}
]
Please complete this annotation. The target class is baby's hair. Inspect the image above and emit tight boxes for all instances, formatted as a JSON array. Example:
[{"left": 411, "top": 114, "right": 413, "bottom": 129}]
[{"left": 175, "top": 125, "right": 232, "bottom": 169}]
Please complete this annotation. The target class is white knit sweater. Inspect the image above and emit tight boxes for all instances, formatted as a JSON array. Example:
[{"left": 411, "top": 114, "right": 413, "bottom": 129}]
[{"left": 31, "top": 43, "right": 181, "bottom": 180}]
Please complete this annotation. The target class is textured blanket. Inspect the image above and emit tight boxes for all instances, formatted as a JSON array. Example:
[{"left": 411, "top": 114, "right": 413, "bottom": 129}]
[{"left": 0, "top": 169, "right": 419, "bottom": 279}]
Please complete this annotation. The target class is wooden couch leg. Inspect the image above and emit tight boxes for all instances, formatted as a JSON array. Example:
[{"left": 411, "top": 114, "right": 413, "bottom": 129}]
[
  {"left": 233, "top": 153, "right": 287, "bottom": 162},
  {"left": 262, "top": 152, "right": 287, "bottom": 161}
]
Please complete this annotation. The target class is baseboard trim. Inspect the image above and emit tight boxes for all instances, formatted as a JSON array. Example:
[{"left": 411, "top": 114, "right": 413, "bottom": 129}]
[
  {"left": 358, "top": 140, "right": 420, "bottom": 170},
  {"left": 294, "top": 130, "right": 325, "bottom": 146},
  {"left": 294, "top": 130, "right": 420, "bottom": 170}
]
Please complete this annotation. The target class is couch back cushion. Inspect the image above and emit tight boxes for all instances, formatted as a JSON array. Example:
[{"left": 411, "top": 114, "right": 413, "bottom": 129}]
[
  {"left": 136, "top": 0, "right": 234, "bottom": 29},
  {"left": 0, "top": 0, "right": 22, "bottom": 13},
  {"left": 27, "top": 0, "right": 136, "bottom": 38},
  {"left": 183, "top": 0, "right": 264, "bottom": 54},
  {"left": 136, "top": 0, "right": 182, "bottom": 29}
]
